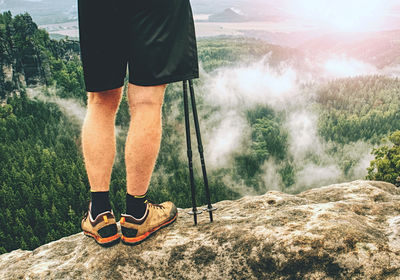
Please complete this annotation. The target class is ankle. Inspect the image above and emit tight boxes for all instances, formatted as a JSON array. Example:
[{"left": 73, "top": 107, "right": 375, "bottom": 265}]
[
  {"left": 90, "top": 191, "right": 111, "bottom": 219},
  {"left": 126, "top": 192, "right": 147, "bottom": 219}
]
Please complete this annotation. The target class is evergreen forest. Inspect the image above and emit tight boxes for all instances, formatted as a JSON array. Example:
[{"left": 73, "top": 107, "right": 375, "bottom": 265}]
[{"left": 0, "top": 11, "right": 399, "bottom": 253}]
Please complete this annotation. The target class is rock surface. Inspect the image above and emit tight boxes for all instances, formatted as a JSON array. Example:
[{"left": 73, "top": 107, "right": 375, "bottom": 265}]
[{"left": 1, "top": 180, "right": 400, "bottom": 279}]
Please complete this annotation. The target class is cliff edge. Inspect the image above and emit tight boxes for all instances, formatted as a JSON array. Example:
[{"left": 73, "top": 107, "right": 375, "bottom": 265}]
[{"left": 1, "top": 180, "right": 400, "bottom": 279}]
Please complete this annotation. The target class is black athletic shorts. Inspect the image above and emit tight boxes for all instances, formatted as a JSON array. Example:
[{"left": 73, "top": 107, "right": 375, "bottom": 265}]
[{"left": 77, "top": 0, "right": 199, "bottom": 92}]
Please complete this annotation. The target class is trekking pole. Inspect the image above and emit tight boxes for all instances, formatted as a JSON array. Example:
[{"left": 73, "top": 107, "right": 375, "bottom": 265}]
[
  {"left": 188, "top": 80, "right": 217, "bottom": 222},
  {"left": 183, "top": 80, "right": 202, "bottom": 225}
]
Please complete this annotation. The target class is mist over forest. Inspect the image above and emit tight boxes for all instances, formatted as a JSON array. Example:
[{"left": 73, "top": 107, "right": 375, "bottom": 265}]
[{"left": 1, "top": 5, "right": 400, "bottom": 254}]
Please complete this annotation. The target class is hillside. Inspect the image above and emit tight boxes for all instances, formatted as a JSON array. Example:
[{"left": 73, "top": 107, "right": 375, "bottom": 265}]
[
  {"left": 0, "top": 11, "right": 84, "bottom": 100},
  {"left": 2, "top": 10, "right": 400, "bottom": 256},
  {"left": 1, "top": 180, "right": 400, "bottom": 279},
  {"left": 0, "top": 0, "right": 76, "bottom": 24},
  {"left": 299, "top": 29, "right": 400, "bottom": 68}
]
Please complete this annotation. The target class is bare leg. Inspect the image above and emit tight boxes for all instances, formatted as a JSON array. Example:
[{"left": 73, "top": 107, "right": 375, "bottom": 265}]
[
  {"left": 81, "top": 87, "right": 123, "bottom": 192},
  {"left": 125, "top": 83, "right": 167, "bottom": 196}
]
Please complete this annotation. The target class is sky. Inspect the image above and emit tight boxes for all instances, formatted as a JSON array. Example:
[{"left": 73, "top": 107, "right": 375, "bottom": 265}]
[
  {"left": 273, "top": 0, "right": 400, "bottom": 32},
  {"left": 1, "top": 0, "right": 399, "bottom": 32}
]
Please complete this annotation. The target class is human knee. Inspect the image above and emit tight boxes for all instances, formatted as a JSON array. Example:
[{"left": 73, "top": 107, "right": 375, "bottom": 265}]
[
  {"left": 87, "top": 88, "right": 123, "bottom": 113},
  {"left": 128, "top": 83, "right": 166, "bottom": 109}
]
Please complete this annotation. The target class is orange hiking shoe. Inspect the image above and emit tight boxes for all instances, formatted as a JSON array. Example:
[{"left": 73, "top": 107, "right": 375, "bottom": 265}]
[
  {"left": 120, "top": 200, "right": 178, "bottom": 246},
  {"left": 81, "top": 202, "right": 120, "bottom": 247}
]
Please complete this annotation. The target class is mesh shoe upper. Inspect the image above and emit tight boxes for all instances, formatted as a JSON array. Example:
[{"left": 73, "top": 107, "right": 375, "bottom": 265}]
[
  {"left": 81, "top": 202, "right": 120, "bottom": 245},
  {"left": 120, "top": 201, "right": 177, "bottom": 242}
]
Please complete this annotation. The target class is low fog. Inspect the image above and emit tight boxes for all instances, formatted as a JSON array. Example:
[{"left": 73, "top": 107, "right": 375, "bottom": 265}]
[
  {"left": 25, "top": 52, "right": 397, "bottom": 195},
  {"left": 198, "top": 53, "right": 392, "bottom": 194}
]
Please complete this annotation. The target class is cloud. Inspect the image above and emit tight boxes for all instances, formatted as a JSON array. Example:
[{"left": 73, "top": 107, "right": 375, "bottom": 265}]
[
  {"left": 203, "top": 54, "right": 299, "bottom": 111},
  {"left": 260, "top": 158, "right": 284, "bottom": 192},
  {"left": 286, "top": 110, "right": 322, "bottom": 160},
  {"left": 26, "top": 51, "right": 391, "bottom": 196},
  {"left": 381, "top": 65, "right": 400, "bottom": 78},
  {"left": 199, "top": 54, "right": 381, "bottom": 194},
  {"left": 205, "top": 110, "right": 249, "bottom": 168},
  {"left": 26, "top": 85, "right": 86, "bottom": 124},
  {"left": 295, "top": 164, "right": 342, "bottom": 189},
  {"left": 321, "top": 56, "right": 378, "bottom": 78}
]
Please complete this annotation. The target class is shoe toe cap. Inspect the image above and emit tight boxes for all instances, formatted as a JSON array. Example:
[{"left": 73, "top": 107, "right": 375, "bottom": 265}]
[
  {"left": 170, "top": 203, "right": 178, "bottom": 218},
  {"left": 162, "top": 201, "right": 178, "bottom": 218}
]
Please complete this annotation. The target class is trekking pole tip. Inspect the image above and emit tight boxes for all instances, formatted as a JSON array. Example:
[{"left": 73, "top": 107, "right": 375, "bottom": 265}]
[
  {"left": 203, "top": 206, "right": 217, "bottom": 223},
  {"left": 188, "top": 210, "right": 202, "bottom": 226},
  {"left": 202, "top": 206, "right": 217, "bottom": 212},
  {"left": 188, "top": 209, "right": 203, "bottom": 215}
]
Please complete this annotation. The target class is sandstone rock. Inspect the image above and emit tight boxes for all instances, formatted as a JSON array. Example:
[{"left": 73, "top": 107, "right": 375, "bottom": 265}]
[
  {"left": 2, "top": 64, "right": 13, "bottom": 82},
  {"left": 1, "top": 180, "right": 400, "bottom": 279}
]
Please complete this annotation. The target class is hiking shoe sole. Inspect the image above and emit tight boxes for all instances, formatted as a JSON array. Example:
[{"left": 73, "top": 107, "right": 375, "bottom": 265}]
[
  {"left": 121, "top": 212, "right": 178, "bottom": 246},
  {"left": 81, "top": 202, "right": 121, "bottom": 247},
  {"left": 83, "top": 230, "right": 121, "bottom": 247}
]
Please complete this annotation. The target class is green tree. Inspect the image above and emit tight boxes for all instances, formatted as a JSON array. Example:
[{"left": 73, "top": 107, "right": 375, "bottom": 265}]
[{"left": 367, "top": 131, "right": 400, "bottom": 186}]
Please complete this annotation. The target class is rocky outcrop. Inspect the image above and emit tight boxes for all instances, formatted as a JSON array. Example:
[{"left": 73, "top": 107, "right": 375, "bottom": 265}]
[
  {"left": 0, "top": 11, "right": 81, "bottom": 99},
  {"left": 1, "top": 180, "right": 400, "bottom": 279}
]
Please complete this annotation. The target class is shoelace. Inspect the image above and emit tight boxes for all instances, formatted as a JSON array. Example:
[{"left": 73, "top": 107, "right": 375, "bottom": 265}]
[
  {"left": 144, "top": 199, "right": 165, "bottom": 209},
  {"left": 83, "top": 202, "right": 91, "bottom": 219}
]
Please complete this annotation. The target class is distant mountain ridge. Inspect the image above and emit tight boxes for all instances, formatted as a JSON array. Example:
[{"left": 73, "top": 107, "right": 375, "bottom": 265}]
[
  {"left": 208, "top": 8, "right": 248, "bottom": 22},
  {"left": 0, "top": 0, "right": 76, "bottom": 24},
  {"left": 0, "top": 0, "right": 286, "bottom": 25}
]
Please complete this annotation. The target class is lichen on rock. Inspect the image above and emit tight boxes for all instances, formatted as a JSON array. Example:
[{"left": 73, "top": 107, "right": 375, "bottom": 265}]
[{"left": 1, "top": 180, "right": 400, "bottom": 279}]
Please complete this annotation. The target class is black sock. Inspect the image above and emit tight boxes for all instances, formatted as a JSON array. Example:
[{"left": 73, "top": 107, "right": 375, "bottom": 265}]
[
  {"left": 90, "top": 191, "right": 111, "bottom": 220},
  {"left": 126, "top": 192, "right": 147, "bottom": 219}
]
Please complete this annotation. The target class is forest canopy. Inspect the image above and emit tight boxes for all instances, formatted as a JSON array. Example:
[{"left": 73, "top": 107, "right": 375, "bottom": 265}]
[{"left": 1, "top": 11, "right": 399, "bottom": 254}]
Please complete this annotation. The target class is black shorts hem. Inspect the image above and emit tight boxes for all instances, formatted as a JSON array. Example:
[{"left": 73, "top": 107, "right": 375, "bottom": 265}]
[
  {"left": 129, "top": 72, "right": 199, "bottom": 86},
  {"left": 84, "top": 79, "right": 126, "bottom": 93}
]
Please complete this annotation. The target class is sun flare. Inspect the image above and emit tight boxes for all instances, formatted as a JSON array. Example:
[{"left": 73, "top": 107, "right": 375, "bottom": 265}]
[{"left": 293, "top": 0, "right": 389, "bottom": 32}]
